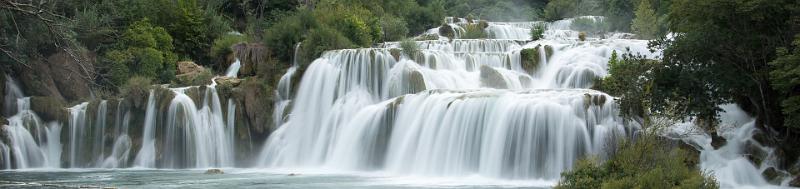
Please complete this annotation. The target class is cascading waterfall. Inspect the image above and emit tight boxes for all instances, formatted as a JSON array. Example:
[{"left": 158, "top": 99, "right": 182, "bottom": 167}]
[
  {"left": 257, "top": 17, "right": 657, "bottom": 181},
  {"left": 670, "top": 105, "right": 793, "bottom": 188},
  {"left": 0, "top": 91, "right": 62, "bottom": 169},
  {"left": 225, "top": 59, "right": 241, "bottom": 78}
]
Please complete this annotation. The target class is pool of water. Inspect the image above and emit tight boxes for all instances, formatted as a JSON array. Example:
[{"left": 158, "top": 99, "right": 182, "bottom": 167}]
[{"left": 0, "top": 169, "right": 555, "bottom": 188}]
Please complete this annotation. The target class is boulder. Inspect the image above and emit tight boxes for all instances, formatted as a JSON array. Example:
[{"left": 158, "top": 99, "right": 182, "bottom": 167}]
[
  {"left": 791, "top": 176, "right": 800, "bottom": 187},
  {"left": 177, "top": 61, "right": 206, "bottom": 75},
  {"left": 479, "top": 65, "right": 508, "bottom": 89},
  {"left": 46, "top": 51, "right": 94, "bottom": 102},
  {"left": 238, "top": 79, "right": 273, "bottom": 134},
  {"left": 204, "top": 168, "right": 224, "bottom": 174},
  {"left": 762, "top": 167, "right": 790, "bottom": 185},
  {"left": 16, "top": 60, "right": 65, "bottom": 101}
]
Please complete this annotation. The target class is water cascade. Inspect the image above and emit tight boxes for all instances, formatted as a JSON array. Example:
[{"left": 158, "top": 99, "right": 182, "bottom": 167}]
[{"left": 258, "top": 17, "right": 657, "bottom": 181}]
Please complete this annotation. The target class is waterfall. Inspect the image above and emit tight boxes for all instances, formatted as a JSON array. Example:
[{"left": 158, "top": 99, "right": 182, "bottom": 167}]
[
  {"left": 133, "top": 90, "right": 157, "bottom": 168},
  {"left": 225, "top": 59, "right": 241, "bottom": 78},
  {"left": 162, "top": 86, "right": 233, "bottom": 168},
  {"left": 671, "top": 104, "right": 793, "bottom": 188},
  {"left": 257, "top": 17, "right": 655, "bottom": 180},
  {"left": 0, "top": 97, "right": 62, "bottom": 169}
]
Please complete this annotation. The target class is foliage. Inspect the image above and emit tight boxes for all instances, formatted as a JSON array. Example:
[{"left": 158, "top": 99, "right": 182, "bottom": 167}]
[
  {"left": 262, "top": 9, "right": 316, "bottom": 62},
  {"left": 212, "top": 33, "right": 249, "bottom": 58},
  {"left": 769, "top": 35, "right": 800, "bottom": 128},
  {"left": 299, "top": 26, "right": 355, "bottom": 65},
  {"left": 101, "top": 19, "right": 178, "bottom": 87},
  {"left": 399, "top": 38, "right": 419, "bottom": 58},
  {"left": 531, "top": 24, "right": 546, "bottom": 41},
  {"left": 461, "top": 24, "right": 488, "bottom": 39},
  {"left": 651, "top": 0, "right": 799, "bottom": 128},
  {"left": 556, "top": 123, "right": 719, "bottom": 189},
  {"left": 444, "top": 0, "right": 546, "bottom": 22},
  {"left": 404, "top": 0, "right": 445, "bottom": 35},
  {"left": 631, "top": 0, "right": 659, "bottom": 39},
  {"left": 599, "top": 51, "right": 658, "bottom": 118},
  {"left": 601, "top": 0, "right": 635, "bottom": 32},
  {"left": 380, "top": 15, "right": 409, "bottom": 42},
  {"left": 543, "top": 0, "right": 577, "bottom": 21},
  {"left": 579, "top": 32, "right": 587, "bottom": 41},
  {"left": 120, "top": 76, "right": 153, "bottom": 101}
]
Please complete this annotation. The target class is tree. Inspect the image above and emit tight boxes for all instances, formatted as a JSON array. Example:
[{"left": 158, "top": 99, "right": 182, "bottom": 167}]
[
  {"left": 769, "top": 35, "right": 800, "bottom": 128},
  {"left": 631, "top": 0, "right": 658, "bottom": 39},
  {"left": 101, "top": 19, "right": 178, "bottom": 87},
  {"left": 652, "top": 0, "right": 799, "bottom": 130}
]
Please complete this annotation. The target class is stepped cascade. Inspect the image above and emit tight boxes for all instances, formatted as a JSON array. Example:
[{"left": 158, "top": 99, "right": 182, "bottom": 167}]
[{"left": 0, "top": 16, "right": 778, "bottom": 187}]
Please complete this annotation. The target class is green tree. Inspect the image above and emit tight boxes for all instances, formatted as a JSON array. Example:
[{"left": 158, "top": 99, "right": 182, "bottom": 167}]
[
  {"left": 653, "top": 0, "right": 799, "bottom": 129},
  {"left": 769, "top": 35, "right": 800, "bottom": 128},
  {"left": 101, "top": 19, "right": 178, "bottom": 87},
  {"left": 631, "top": 0, "right": 658, "bottom": 39}
]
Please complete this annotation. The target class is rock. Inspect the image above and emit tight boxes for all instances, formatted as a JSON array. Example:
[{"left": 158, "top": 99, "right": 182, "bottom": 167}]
[
  {"left": 438, "top": 24, "right": 454, "bottom": 40},
  {"left": 215, "top": 77, "right": 243, "bottom": 87},
  {"left": 46, "top": 51, "right": 95, "bottom": 102},
  {"left": 177, "top": 61, "right": 206, "bottom": 75},
  {"left": 239, "top": 79, "right": 273, "bottom": 134},
  {"left": 406, "top": 70, "right": 427, "bottom": 94},
  {"left": 710, "top": 132, "right": 727, "bottom": 149},
  {"left": 479, "top": 65, "right": 508, "bottom": 89},
  {"left": 520, "top": 45, "right": 553, "bottom": 74},
  {"left": 790, "top": 176, "right": 800, "bottom": 187},
  {"left": 288, "top": 173, "right": 299, "bottom": 176},
  {"left": 762, "top": 167, "right": 790, "bottom": 185},
  {"left": 0, "top": 116, "right": 7, "bottom": 126},
  {"left": 29, "top": 96, "right": 67, "bottom": 122},
  {"left": 233, "top": 43, "right": 270, "bottom": 77},
  {"left": 204, "top": 168, "right": 224, "bottom": 174},
  {"left": 389, "top": 48, "right": 402, "bottom": 61},
  {"left": 15, "top": 60, "right": 65, "bottom": 101}
]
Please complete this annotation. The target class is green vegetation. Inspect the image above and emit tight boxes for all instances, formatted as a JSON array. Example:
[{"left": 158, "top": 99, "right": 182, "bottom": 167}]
[
  {"left": 531, "top": 24, "right": 546, "bottom": 41},
  {"left": 556, "top": 130, "right": 719, "bottom": 189},
  {"left": 444, "top": 0, "right": 546, "bottom": 22},
  {"left": 101, "top": 19, "right": 178, "bottom": 87},
  {"left": 399, "top": 38, "right": 420, "bottom": 58},
  {"left": 769, "top": 35, "right": 800, "bottom": 129},
  {"left": 461, "top": 24, "right": 488, "bottom": 39},
  {"left": 630, "top": 0, "right": 658, "bottom": 39}
]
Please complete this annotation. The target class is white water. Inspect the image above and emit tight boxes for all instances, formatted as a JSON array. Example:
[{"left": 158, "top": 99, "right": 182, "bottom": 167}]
[
  {"left": 0, "top": 79, "right": 62, "bottom": 169},
  {"left": 671, "top": 105, "right": 793, "bottom": 188},
  {"left": 257, "top": 16, "right": 657, "bottom": 182},
  {"left": 225, "top": 59, "right": 241, "bottom": 78}
]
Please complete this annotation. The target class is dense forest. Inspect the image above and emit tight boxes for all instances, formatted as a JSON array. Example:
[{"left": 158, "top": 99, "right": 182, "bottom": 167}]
[{"left": 1, "top": 0, "right": 799, "bottom": 188}]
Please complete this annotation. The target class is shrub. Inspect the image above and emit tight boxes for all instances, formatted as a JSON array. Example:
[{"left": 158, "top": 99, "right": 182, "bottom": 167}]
[
  {"left": 415, "top": 34, "right": 439, "bottom": 41},
  {"left": 299, "top": 26, "right": 355, "bottom": 65},
  {"left": 380, "top": 15, "right": 409, "bottom": 42},
  {"left": 211, "top": 33, "right": 249, "bottom": 58},
  {"left": 556, "top": 128, "right": 719, "bottom": 189},
  {"left": 531, "top": 24, "right": 546, "bottom": 41},
  {"left": 543, "top": 0, "right": 577, "bottom": 21},
  {"left": 461, "top": 24, "right": 487, "bottom": 39},
  {"left": 263, "top": 9, "right": 316, "bottom": 62},
  {"left": 120, "top": 76, "right": 153, "bottom": 107},
  {"left": 101, "top": 50, "right": 133, "bottom": 87},
  {"left": 399, "top": 38, "right": 419, "bottom": 58},
  {"left": 579, "top": 32, "right": 587, "bottom": 41}
]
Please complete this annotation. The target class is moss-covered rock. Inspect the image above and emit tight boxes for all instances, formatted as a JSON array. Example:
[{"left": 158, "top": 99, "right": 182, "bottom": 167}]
[
  {"left": 520, "top": 45, "right": 554, "bottom": 74},
  {"left": 29, "top": 96, "right": 68, "bottom": 122},
  {"left": 389, "top": 48, "right": 402, "bottom": 62},
  {"left": 479, "top": 65, "right": 508, "bottom": 89},
  {"left": 438, "top": 24, "right": 454, "bottom": 39}
]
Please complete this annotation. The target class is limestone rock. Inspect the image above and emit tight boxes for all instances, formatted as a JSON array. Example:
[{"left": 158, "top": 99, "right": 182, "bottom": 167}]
[
  {"left": 47, "top": 51, "right": 95, "bottom": 102},
  {"left": 29, "top": 96, "right": 67, "bottom": 122},
  {"left": 177, "top": 61, "right": 206, "bottom": 75},
  {"left": 204, "top": 168, "right": 224, "bottom": 174},
  {"left": 762, "top": 167, "right": 790, "bottom": 185},
  {"left": 479, "top": 65, "right": 507, "bottom": 89}
]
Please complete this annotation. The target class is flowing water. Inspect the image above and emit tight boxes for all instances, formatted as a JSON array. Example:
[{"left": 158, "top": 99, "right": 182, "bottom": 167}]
[{"left": 0, "top": 16, "right": 786, "bottom": 188}]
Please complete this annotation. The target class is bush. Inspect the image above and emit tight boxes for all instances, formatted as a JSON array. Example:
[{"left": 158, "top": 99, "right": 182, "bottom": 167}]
[
  {"left": 380, "top": 15, "right": 409, "bottom": 42},
  {"left": 120, "top": 76, "right": 153, "bottom": 107},
  {"left": 399, "top": 38, "right": 419, "bottom": 58},
  {"left": 211, "top": 33, "right": 249, "bottom": 58},
  {"left": 579, "top": 32, "right": 587, "bottom": 41},
  {"left": 556, "top": 131, "right": 719, "bottom": 189},
  {"left": 101, "top": 50, "right": 133, "bottom": 87},
  {"left": 101, "top": 19, "right": 179, "bottom": 88},
  {"left": 543, "top": 0, "right": 577, "bottom": 21},
  {"left": 461, "top": 24, "right": 487, "bottom": 39},
  {"left": 531, "top": 24, "right": 546, "bottom": 41},
  {"left": 415, "top": 34, "right": 439, "bottom": 41},
  {"left": 263, "top": 9, "right": 316, "bottom": 62},
  {"left": 299, "top": 26, "right": 355, "bottom": 65}
]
